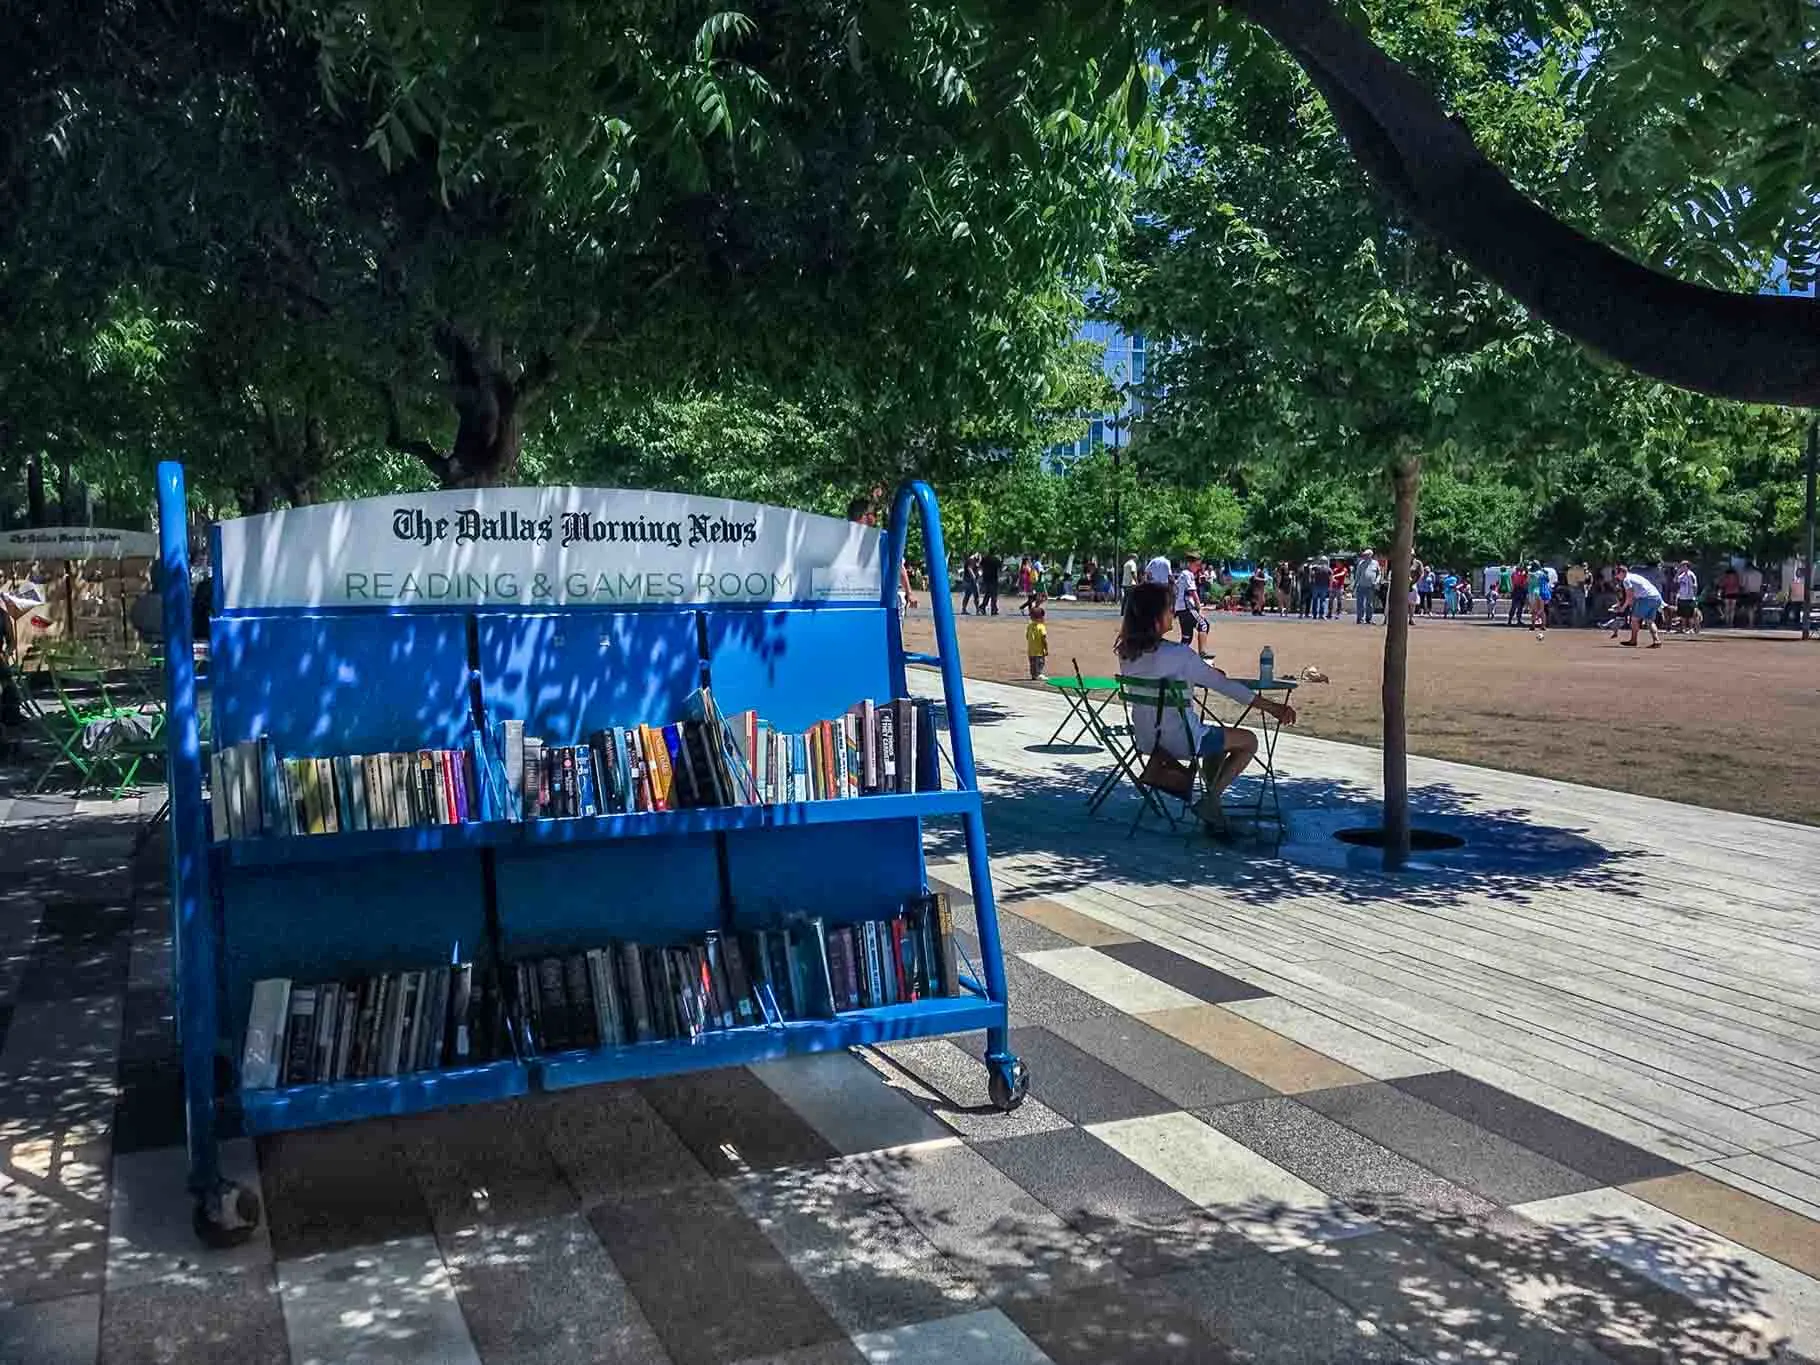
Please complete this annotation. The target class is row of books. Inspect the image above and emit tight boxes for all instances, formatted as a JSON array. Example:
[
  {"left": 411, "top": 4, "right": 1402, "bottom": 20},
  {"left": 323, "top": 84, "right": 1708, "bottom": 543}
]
[
  {"left": 211, "top": 737, "right": 487, "bottom": 840},
  {"left": 513, "top": 893, "right": 961, "bottom": 1053},
  {"left": 502, "top": 686, "right": 940, "bottom": 820},
  {"left": 240, "top": 961, "right": 499, "bottom": 1090},
  {"left": 212, "top": 687, "right": 943, "bottom": 839},
  {"left": 238, "top": 893, "right": 966, "bottom": 1087}
]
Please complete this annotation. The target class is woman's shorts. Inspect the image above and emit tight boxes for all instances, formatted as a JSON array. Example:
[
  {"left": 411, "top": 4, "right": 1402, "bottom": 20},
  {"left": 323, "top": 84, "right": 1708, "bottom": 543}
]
[{"left": 1196, "top": 729, "right": 1227, "bottom": 757}]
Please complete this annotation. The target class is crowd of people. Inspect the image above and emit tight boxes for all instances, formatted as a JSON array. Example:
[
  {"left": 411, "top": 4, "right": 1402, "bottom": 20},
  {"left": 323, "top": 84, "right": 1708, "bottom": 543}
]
[{"left": 938, "top": 535, "right": 1810, "bottom": 653}]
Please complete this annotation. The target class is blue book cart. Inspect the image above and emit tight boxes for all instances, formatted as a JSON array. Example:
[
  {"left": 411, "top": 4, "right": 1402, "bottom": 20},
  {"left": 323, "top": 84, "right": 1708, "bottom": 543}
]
[{"left": 154, "top": 462, "right": 1026, "bottom": 1241}]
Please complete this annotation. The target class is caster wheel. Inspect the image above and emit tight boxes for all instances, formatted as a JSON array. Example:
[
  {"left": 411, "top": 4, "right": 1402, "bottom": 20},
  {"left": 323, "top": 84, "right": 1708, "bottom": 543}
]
[
  {"left": 192, "top": 1180, "right": 262, "bottom": 1249},
  {"left": 987, "top": 1058, "right": 1029, "bottom": 1112}
]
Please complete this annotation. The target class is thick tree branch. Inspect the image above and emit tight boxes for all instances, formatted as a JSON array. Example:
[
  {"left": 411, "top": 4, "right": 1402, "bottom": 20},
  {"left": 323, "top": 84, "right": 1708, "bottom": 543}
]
[
  {"left": 1233, "top": 0, "right": 1820, "bottom": 407},
  {"left": 381, "top": 380, "right": 450, "bottom": 481},
  {"left": 519, "top": 308, "right": 601, "bottom": 403}
]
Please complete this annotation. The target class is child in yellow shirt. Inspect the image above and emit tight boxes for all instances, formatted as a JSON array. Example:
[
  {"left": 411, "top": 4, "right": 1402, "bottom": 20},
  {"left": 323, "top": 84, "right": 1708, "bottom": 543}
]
[{"left": 1026, "top": 602, "right": 1048, "bottom": 679}]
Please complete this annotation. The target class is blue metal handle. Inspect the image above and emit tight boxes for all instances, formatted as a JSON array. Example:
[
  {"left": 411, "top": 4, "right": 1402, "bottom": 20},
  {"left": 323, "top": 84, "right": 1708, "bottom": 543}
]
[
  {"left": 885, "top": 482, "right": 1013, "bottom": 1066},
  {"left": 157, "top": 461, "right": 221, "bottom": 1197}
]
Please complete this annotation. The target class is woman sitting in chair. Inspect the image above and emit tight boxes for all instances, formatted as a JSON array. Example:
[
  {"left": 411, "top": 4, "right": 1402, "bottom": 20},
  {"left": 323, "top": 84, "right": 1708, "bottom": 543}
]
[{"left": 1117, "top": 582, "right": 1296, "bottom": 834}]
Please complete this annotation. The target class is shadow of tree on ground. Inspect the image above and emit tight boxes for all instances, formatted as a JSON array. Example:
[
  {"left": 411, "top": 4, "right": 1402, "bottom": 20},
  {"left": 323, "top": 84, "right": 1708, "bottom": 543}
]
[{"left": 924, "top": 760, "right": 1652, "bottom": 914}]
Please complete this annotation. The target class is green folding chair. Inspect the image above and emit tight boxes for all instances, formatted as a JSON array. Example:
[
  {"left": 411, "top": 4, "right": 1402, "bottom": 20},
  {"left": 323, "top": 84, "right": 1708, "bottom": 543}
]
[
  {"left": 28, "top": 657, "right": 165, "bottom": 796},
  {"left": 1067, "top": 659, "right": 1143, "bottom": 813},
  {"left": 1112, "top": 675, "right": 1213, "bottom": 837}
]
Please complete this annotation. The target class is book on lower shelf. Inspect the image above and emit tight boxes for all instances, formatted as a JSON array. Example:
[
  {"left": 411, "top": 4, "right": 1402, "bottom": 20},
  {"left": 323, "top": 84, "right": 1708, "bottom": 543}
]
[
  {"left": 240, "top": 955, "right": 507, "bottom": 1091},
  {"left": 511, "top": 890, "right": 964, "bottom": 1055}
]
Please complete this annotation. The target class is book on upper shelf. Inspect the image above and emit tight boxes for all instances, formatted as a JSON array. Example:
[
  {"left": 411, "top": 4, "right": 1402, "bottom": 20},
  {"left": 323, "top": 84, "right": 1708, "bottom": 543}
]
[
  {"left": 495, "top": 687, "right": 944, "bottom": 824},
  {"left": 508, "top": 891, "right": 964, "bottom": 1057},
  {"left": 240, "top": 952, "right": 503, "bottom": 1091},
  {"left": 210, "top": 733, "right": 494, "bottom": 840}
]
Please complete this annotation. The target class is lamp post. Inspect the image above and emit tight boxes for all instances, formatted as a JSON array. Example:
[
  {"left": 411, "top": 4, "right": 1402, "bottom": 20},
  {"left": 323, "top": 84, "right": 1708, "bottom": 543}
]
[
  {"left": 1803, "top": 414, "right": 1816, "bottom": 641},
  {"left": 1109, "top": 384, "right": 1133, "bottom": 595}
]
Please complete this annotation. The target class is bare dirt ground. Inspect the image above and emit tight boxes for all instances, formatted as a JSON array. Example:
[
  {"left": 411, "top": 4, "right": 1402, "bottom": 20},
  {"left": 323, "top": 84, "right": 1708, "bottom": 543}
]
[{"left": 905, "top": 603, "right": 1820, "bottom": 826}]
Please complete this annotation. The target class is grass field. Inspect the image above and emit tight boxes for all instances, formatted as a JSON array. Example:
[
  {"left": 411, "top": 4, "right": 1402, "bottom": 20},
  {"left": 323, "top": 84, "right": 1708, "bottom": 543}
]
[{"left": 905, "top": 603, "right": 1820, "bottom": 826}]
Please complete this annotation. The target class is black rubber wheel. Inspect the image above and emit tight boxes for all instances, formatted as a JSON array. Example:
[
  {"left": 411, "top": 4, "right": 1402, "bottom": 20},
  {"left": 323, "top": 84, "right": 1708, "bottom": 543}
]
[
  {"left": 988, "top": 1059, "right": 1029, "bottom": 1112},
  {"left": 192, "top": 1184, "right": 262, "bottom": 1248}
]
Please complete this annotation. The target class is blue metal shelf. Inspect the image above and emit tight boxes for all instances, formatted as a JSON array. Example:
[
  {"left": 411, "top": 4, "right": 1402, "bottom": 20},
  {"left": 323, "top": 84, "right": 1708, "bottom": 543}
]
[
  {"left": 217, "top": 789, "right": 981, "bottom": 868},
  {"left": 238, "top": 1058, "right": 531, "bottom": 1136},
  {"left": 535, "top": 991, "right": 1004, "bottom": 1091}
]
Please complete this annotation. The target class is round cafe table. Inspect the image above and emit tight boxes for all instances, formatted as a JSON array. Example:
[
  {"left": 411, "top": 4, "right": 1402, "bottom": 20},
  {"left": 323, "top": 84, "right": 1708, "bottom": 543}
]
[{"left": 1198, "top": 675, "right": 1298, "bottom": 826}]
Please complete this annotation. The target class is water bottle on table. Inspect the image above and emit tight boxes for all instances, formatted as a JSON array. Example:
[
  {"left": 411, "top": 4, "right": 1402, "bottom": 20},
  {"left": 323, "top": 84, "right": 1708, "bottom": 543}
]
[{"left": 1259, "top": 645, "right": 1274, "bottom": 685}]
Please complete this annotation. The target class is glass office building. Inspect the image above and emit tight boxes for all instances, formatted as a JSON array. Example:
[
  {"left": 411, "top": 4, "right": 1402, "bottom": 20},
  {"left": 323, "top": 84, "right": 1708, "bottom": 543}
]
[{"left": 1046, "top": 322, "right": 1145, "bottom": 465}]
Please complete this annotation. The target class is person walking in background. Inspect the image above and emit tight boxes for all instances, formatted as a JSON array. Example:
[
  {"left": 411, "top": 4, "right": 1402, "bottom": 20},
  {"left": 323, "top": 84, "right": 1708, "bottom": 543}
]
[
  {"left": 1122, "top": 553, "right": 1139, "bottom": 601},
  {"left": 1719, "top": 562, "right": 1740, "bottom": 626},
  {"left": 1025, "top": 601, "right": 1048, "bottom": 679},
  {"left": 1615, "top": 563, "right": 1663, "bottom": 647},
  {"left": 1173, "top": 554, "right": 1205, "bottom": 645},
  {"left": 1297, "top": 560, "right": 1314, "bottom": 618},
  {"left": 1738, "top": 560, "right": 1763, "bottom": 628},
  {"left": 1509, "top": 563, "right": 1528, "bottom": 625},
  {"left": 1329, "top": 558, "right": 1348, "bottom": 620},
  {"left": 1442, "top": 568, "right": 1460, "bottom": 618},
  {"left": 978, "top": 549, "right": 1002, "bottom": 616},
  {"left": 1309, "top": 557, "right": 1332, "bottom": 619},
  {"left": 1785, "top": 565, "right": 1806, "bottom": 630},
  {"left": 1144, "top": 552, "right": 1172, "bottom": 587},
  {"left": 1529, "top": 561, "right": 1552, "bottom": 635},
  {"left": 960, "top": 553, "right": 981, "bottom": 615},
  {"left": 1416, "top": 562, "right": 1435, "bottom": 617},
  {"left": 1565, "top": 561, "right": 1590, "bottom": 626},
  {"left": 1355, "top": 550, "right": 1379, "bottom": 624},
  {"left": 1018, "top": 559, "right": 1042, "bottom": 615},
  {"left": 1674, "top": 561, "right": 1700, "bottom": 633},
  {"left": 1484, "top": 567, "right": 1500, "bottom": 619}
]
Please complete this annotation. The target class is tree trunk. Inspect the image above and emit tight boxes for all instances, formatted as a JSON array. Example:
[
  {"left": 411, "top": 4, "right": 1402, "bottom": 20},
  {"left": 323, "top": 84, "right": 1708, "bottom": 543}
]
[
  {"left": 1382, "top": 453, "right": 1421, "bottom": 872},
  {"left": 445, "top": 385, "right": 522, "bottom": 488},
  {"left": 26, "top": 453, "right": 46, "bottom": 526}
]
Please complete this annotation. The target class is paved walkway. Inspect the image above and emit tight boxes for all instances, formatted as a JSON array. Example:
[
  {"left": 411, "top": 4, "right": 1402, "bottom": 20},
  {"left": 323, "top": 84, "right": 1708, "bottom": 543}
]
[{"left": 0, "top": 676, "right": 1816, "bottom": 1363}]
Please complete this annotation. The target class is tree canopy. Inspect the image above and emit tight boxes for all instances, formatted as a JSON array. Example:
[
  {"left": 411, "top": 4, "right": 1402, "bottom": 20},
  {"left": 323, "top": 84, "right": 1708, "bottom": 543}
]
[
  {"left": 2, "top": 0, "right": 1159, "bottom": 494},
  {"left": 2, "top": 0, "right": 1815, "bottom": 540}
]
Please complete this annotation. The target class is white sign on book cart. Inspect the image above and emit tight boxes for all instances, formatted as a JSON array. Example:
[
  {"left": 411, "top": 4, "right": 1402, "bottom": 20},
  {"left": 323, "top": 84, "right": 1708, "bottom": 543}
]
[
  {"left": 0, "top": 526, "right": 160, "bottom": 560},
  {"left": 215, "top": 488, "right": 883, "bottom": 610}
]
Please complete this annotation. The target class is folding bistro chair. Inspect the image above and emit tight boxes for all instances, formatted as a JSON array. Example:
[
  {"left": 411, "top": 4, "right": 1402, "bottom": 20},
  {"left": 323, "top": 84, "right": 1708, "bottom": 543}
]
[
  {"left": 1113, "top": 675, "right": 1216, "bottom": 837},
  {"left": 29, "top": 654, "right": 164, "bottom": 796},
  {"left": 1043, "top": 668, "right": 1122, "bottom": 749},
  {"left": 1068, "top": 660, "right": 1143, "bottom": 813}
]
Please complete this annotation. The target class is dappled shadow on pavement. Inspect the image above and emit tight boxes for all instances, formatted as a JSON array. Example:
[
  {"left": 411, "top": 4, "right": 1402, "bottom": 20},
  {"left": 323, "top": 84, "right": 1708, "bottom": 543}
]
[
  {"left": 752, "top": 1137, "right": 1801, "bottom": 1364},
  {"left": 926, "top": 759, "right": 1651, "bottom": 913}
]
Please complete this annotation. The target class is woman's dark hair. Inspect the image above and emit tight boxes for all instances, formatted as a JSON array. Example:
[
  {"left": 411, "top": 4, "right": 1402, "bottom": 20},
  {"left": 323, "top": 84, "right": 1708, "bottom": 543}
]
[{"left": 1116, "top": 581, "right": 1171, "bottom": 662}]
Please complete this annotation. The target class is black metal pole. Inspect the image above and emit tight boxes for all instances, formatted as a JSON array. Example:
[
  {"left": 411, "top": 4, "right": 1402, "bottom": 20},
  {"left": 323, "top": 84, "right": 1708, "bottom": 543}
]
[
  {"left": 1112, "top": 442, "right": 1123, "bottom": 594},
  {"left": 1803, "top": 415, "right": 1816, "bottom": 641}
]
